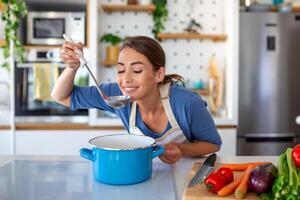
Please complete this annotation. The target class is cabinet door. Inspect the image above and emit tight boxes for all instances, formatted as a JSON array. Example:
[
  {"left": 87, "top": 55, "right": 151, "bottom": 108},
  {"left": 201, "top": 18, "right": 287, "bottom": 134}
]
[
  {"left": 16, "top": 130, "right": 126, "bottom": 155},
  {"left": 217, "top": 128, "right": 237, "bottom": 156},
  {"left": 0, "top": 130, "right": 10, "bottom": 154}
]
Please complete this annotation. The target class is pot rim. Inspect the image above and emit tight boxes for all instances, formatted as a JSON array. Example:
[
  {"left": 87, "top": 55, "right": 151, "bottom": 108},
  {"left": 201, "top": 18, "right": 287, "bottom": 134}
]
[{"left": 89, "top": 134, "right": 157, "bottom": 151}]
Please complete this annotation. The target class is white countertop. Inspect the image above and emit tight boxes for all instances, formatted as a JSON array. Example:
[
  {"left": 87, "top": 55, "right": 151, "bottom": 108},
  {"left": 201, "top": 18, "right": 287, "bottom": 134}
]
[{"left": 0, "top": 155, "right": 278, "bottom": 200}]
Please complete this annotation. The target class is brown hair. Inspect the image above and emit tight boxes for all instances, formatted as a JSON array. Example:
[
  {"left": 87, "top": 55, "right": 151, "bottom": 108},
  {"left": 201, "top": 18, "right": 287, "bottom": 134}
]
[{"left": 120, "top": 36, "right": 184, "bottom": 85}]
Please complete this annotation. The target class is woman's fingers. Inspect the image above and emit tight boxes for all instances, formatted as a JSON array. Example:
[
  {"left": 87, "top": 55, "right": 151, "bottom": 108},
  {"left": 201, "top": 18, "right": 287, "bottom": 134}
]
[
  {"left": 159, "top": 155, "right": 176, "bottom": 164},
  {"left": 60, "top": 41, "right": 81, "bottom": 69}
]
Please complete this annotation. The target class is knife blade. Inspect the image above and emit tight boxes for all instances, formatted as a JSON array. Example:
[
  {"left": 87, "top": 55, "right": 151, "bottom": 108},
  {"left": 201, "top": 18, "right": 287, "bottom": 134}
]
[{"left": 188, "top": 153, "right": 217, "bottom": 188}]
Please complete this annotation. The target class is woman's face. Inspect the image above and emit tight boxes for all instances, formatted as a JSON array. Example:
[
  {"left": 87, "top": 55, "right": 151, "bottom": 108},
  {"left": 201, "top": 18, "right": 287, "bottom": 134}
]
[{"left": 116, "top": 47, "right": 164, "bottom": 101}]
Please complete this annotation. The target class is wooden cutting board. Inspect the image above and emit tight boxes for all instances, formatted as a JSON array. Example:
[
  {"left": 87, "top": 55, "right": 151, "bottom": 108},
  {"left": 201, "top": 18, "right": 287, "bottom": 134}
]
[{"left": 182, "top": 162, "right": 260, "bottom": 200}]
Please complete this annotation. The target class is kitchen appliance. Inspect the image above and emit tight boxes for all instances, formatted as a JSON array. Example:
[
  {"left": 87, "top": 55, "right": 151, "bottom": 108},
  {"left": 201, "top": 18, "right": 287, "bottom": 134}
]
[
  {"left": 15, "top": 48, "right": 88, "bottom": 116},
  {"left": 80, "top": 134, "right": 165, "bottom": 185},
  {"left": 238, "top": 12, "right": 300, "bottom": 156},
  {"left": 188, "top": 153, "right": 216, "bottom": 188},
  {"left": 26, "top": 11, "right": 85, "bottom": 45}
]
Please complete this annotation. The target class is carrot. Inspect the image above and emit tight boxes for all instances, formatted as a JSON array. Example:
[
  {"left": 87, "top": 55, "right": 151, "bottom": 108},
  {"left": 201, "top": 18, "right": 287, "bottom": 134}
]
[
  {"left": 234, "top": 165, "right": 255, "bottom": 199},
  {"left": 220, "top": 162, "right": 271, "bottom": 171},
  {"left": 217, "top": 173, "right": 245, "bottom": 197}
]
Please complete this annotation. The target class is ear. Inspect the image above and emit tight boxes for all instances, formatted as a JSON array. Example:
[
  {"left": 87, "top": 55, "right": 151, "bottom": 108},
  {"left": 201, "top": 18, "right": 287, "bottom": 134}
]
[{"left": 155, "top": 67, "right": 165, "bottom": 83}]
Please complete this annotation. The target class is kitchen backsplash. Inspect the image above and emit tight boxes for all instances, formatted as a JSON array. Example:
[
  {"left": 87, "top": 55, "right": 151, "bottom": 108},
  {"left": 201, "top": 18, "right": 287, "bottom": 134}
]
[
  {"left": 97, "top": 0, "right": 229, "bottom": 118},
  {"left": 98, "top": 0, "right": 226, "bottom": 86}
]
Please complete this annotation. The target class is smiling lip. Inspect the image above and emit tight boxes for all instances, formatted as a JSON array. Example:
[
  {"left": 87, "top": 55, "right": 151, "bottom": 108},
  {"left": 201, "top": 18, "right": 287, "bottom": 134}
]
[{"left": 123, "top": 86, "right": 138, "bottom": 94}]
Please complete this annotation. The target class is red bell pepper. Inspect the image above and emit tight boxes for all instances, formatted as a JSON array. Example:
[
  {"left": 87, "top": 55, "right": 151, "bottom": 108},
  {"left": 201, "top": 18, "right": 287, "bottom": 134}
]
[
  {"left": 204, "top": 172, "right": 226, "bottom": 193},
  {"left": 216, "top": 167, "right": 234, "bottom": 184},
  {"left": 292, "top": 144, "right": 300, "bottom": 168}
]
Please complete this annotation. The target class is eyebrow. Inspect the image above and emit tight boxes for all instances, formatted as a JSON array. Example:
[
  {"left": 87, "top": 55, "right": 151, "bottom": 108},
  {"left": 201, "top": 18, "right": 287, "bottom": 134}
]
[{"left": 117, "top": 61, "right": 144, "bottom": 66}]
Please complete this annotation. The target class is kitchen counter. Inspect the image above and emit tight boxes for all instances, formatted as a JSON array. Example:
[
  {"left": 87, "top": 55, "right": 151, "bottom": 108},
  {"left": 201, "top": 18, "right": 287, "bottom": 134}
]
[{"left": 0, "top": 155, "right": 278, "bottom": 200}]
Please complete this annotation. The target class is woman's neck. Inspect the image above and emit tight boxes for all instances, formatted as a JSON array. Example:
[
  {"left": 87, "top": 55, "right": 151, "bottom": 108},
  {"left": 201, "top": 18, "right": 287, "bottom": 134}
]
[{"left": 136, "top": 87, "right": 162, "bottom": 115}]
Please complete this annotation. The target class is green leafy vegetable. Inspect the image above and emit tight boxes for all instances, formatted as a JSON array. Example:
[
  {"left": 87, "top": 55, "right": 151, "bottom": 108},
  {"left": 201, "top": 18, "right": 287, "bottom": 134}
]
[{"left": 259, "top": 148, "right": 300, "bottom": 200}]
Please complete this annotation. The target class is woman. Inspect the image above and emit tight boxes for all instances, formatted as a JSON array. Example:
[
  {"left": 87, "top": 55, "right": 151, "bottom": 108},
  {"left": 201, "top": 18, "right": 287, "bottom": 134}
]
[{"left": 51, "top": 36, "right": 221, "bottom": 164}]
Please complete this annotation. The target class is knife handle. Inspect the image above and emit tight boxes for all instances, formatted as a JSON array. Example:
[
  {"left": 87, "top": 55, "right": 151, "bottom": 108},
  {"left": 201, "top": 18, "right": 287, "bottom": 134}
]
[{"left": 203, "top": 153, "right": 217, "bottom": 166}]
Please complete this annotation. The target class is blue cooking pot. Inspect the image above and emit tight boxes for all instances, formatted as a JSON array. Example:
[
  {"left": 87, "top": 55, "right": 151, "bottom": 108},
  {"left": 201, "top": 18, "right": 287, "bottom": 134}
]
[{"left": 80, "top": 134, "right": 165, "bottom": 185}]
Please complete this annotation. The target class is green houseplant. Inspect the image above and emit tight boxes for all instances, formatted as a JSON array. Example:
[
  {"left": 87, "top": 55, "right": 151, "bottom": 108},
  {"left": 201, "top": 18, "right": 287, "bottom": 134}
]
[
  {"left": 152, "top": 0, "right": 168, "bottom": 40},
  {"left": 0, "top": 0, "right": 28, "bottom": 70},
  {"left": 100, "top": 33, "right": 123, "bottom": 65}
]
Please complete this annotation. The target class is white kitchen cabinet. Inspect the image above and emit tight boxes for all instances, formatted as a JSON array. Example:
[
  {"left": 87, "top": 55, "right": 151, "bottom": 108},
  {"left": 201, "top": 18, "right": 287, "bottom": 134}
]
[
  {"left": 14, "top": 128, "right": 236, "bottom": 156},
  {"left": 15, "top": 130, "right": 126, "bottom": 155},
  {"left": 217, "top": 128, "right": 237, "bottom": 156},
  {"left": 0, "top": 130, "right": 10, "bottom": 154}
]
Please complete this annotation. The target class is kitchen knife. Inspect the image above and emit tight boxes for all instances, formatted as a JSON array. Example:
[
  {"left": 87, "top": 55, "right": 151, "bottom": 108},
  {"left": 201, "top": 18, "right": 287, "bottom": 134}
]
[{"left": 188, "top": 153, "right": 217, "bottom": 188}]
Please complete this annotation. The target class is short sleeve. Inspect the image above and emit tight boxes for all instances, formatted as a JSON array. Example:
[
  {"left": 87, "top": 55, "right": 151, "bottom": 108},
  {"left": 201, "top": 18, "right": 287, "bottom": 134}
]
[
  {"left": 188, "top": 95, "right": 222, "bottom": 146},
  {"left": 70, "top": 83, "right": 120, "bottom": 113}
]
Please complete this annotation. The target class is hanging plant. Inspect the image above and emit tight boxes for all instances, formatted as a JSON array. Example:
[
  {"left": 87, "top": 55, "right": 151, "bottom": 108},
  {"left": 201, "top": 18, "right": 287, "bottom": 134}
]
[
  {"left": 0, "top": 0, "right": 28, "bottom": 70},
  {"left": 152, "top": 0, "right": 168, "bottom": 40}
]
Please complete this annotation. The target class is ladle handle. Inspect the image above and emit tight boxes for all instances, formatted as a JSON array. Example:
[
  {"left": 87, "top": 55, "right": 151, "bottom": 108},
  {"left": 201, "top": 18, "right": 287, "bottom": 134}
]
[{"left": 62, "top": 34, "right": 107, "bottom": 100}]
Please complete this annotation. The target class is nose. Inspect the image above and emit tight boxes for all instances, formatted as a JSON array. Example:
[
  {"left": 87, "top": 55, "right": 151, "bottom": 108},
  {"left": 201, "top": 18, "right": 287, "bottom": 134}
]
[{"left": 121, "top": 70, "right": 133, "bottom": 84}]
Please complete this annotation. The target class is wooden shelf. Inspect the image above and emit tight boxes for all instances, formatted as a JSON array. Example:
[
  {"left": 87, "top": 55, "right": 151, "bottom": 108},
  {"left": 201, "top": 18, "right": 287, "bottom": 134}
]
[
  {"left": 192, "top": 89, "right": 209, "bottom": 96},
  {"left": 271, "top": 6, "right": 300, "bottom": 12},
  {"left": 157, "top": 33, "right": 227, "bottom": 42},
  {"left": 0, "top": 39, "right": 6, "bottom": 47},
  {"left": 102, "top": 60, "right": 116, "bottom": 66},
  {"left": 101, "top": 4, "right": 155, "bottom": 13}
]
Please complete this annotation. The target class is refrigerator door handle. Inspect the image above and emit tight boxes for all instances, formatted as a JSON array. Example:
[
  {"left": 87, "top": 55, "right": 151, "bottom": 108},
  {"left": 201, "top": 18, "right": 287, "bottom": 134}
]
[
  {"left": 244, "top": 133, "right": 296, "bottom": 142},
  {"left": 245, "top": 133, "right": 296, "bottom": 138},
  {"left": 296, "top": 116, "right": 300, "bottom": 125}
]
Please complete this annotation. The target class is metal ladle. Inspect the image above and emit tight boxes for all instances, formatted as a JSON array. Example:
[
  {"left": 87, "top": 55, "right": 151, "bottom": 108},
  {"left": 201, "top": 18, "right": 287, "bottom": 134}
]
[{"left": 62, "top": 34, "right": 131, "bottom": 109}]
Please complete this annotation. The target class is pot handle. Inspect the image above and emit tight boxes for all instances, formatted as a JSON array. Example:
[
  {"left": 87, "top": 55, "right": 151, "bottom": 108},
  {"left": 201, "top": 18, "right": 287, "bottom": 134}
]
[
  {"left": 80, "top": 148, "right": 95, "bottom": 162},
  {"left": 152, "top": 145, "right": 165, "bottom": 159}
]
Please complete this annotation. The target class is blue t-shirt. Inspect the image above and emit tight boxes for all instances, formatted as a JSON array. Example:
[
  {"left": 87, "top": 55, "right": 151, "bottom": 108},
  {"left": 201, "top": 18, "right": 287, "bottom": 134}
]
[{"left": 70, "top": 83, "right": 222, "bottom": 146}]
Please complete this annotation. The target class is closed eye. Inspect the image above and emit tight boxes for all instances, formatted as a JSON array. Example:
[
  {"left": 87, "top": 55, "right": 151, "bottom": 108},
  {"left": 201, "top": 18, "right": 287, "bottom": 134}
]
[
  {"left": 117, "top": 70, "right": 125, "bottom": 73},
  {"left": 134, "top": 70, "right": 142, "bottom": 73}
]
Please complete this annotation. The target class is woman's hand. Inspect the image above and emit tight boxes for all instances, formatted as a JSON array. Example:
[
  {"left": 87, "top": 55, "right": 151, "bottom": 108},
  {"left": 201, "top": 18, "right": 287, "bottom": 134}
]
[
  {"left": 159, "top": 143, "right": 182, "bottom": 164},
  {"left": 60, "top": 41, "right": 84, "bottom": 70}
]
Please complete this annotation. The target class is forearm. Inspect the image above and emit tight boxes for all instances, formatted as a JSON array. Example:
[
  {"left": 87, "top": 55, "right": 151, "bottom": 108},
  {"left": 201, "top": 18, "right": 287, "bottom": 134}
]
[
  {"left": 177, "top": 141, "right": 220, "bottom": 157},
  {"left": 51, "top": 67, "right": 78, "bottom": 102}
]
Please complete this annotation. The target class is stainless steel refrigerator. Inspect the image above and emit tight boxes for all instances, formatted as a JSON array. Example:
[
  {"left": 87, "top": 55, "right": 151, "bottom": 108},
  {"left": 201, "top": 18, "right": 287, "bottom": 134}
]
[{"left": 238, "top": 12, "right": 300, "bottom": 156}]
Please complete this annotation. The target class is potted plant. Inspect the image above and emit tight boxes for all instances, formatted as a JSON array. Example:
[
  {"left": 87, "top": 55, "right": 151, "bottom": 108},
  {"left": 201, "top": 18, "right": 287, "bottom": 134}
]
[
  {"left": 0, "top": 0, "right": 27, "bottom": 70},
  {"left": 152, "top": 0, "right": 168, "bottom": 40},
  {"left": 100, "top": 33, "right": 123, "bottom": 65}
]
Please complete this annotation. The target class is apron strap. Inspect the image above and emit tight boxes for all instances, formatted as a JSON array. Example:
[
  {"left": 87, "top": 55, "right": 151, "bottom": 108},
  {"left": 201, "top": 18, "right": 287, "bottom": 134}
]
[
  {"left": 159, "top": 83, "right": 180, "bottom": 128},
  {"left": 129, "top": 82, "right": 180, "bottom": 132},
  {"left": 129, "top": 102, "right": 137, "bottom": 133}
]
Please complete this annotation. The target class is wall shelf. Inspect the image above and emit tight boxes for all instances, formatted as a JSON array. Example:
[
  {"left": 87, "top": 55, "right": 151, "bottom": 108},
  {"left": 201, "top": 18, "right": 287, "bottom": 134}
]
[
  {"left": 0, "top": 40, "right": 6, "bottom": 47},
  {"left": 101, "top": 4, "right": 155, "bottom": 13},
  {"left": 271, "top": 6, "right": 300, "bottom": 12},
  {"left": 192, "top": 89, "right": 209, "bottom": 96},
  {"left": 102, "top": 60, "right": 116, "bottom": 66},
  {"left": 157, "top": 33, "right": 227, "bottom": 42}
]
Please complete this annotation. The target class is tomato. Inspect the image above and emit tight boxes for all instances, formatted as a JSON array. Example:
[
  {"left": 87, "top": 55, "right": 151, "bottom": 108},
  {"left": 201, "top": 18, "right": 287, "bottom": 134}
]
[
  {"left": 217, "top": 167, "right": 234, "bottom": 184},
  {"left": 292, "top": 144, "right": 300, "bottom": 168},
  {"left": 204, "top": 172, "right": 226, "bottom": 193}
]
